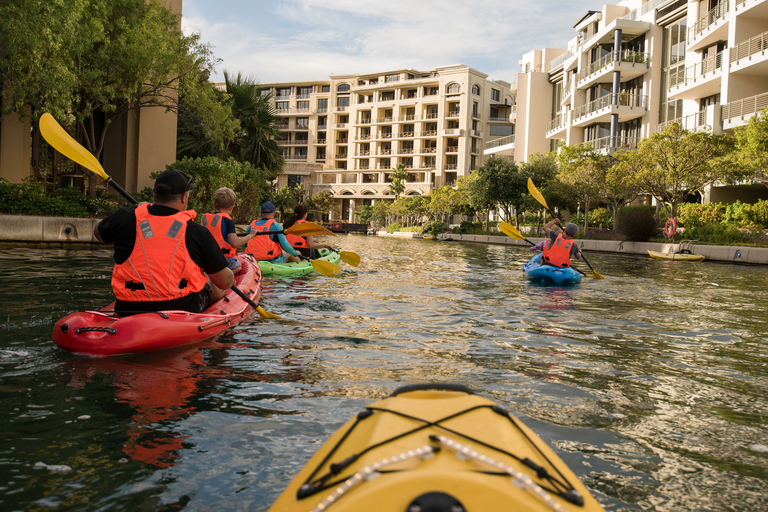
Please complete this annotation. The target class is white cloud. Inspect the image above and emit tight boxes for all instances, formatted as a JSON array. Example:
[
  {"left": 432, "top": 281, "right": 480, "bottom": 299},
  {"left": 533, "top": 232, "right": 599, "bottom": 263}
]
[{"left": 182, "top": 0, "right": 598, "bottom": 83}]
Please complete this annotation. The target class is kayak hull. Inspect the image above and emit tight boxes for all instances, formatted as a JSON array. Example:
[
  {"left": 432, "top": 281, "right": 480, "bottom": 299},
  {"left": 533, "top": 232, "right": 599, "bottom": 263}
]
[
  {"left": 648, "top": 250, "right": 705, "bottom": 261},
  {"left": 258, "top": 248, "right": 341, "bottom": 276},
  {"left": 523, "top": 253, "right": 582, "bottom": 285},
  {"left": 268, "top": 384, "right": 605, "bottom": 512},
  {"left": 52, "top": 254, "right": 262, "bottom": 356}
]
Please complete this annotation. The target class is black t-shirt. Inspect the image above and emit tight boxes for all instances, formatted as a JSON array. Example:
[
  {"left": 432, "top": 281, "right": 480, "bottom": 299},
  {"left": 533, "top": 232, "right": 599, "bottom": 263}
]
[
  {"left": 97, "top": 204, "right": 228, "bottom": 313},
  {"left": 98, "top": 204, "right": 228, "bottom": 274}
]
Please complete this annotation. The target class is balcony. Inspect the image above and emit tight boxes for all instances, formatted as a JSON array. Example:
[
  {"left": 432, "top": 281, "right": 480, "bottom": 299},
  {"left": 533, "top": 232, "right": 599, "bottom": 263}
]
[
  {"left": 484, "top": 135, "right": 515, "bottom": 156},
  {"left": 446, "top": 146, "right": 459, "bottom": 153},
  {"left": 337, "top": 138, "right": 349, "bottom": 144},
  {"left": 275, "top": 107, "right": 311, "bottom": 114},
  {"left": 729, "top": 30, "right": 768, "bottom": 76},
  {"left": 656, "top": 111, "right": 709, "bottom": 133},
  {"left": 446, "top": 111, "right": 461, "bottom": 118},
  {"left": 546, "top": 112, "right": 568, "bottom": 139},
  {"left": 586, "top": 135, "right": 641, "bottom": 153},
  {"left": 470, "top": 130, "right": 483, "bottom": 137},
  {"left": 335, "top": 123, "right": 348, "bottom": 129},
  {"left": 687, "top": 0, "right": 730, "bottom": 52},
  {"left": 667, "top": 51, "right": 724, "bottom": 100},
  {"left": 572, "top": 93, "right": 648, "bottom": 126},
  {"left": 577, "top": 51, "right": 650, "bottom": 89},
  {"left": 297, "top": 94, "right": 310, "bottom": 99},
  {"left": 441, "top": 128, "right": 463, "bottom": 136},
  {"left": 399, "top": 132, "right": 415, "bottom": 138},
  {"left": 284, "top": 154, "right": 308, "bottom": 160},
  {"left": 424, "top": 113, "right": 439, "bottom": 119},
  {"left": 722, "top": 92, "right": 768, "bottom": 130},
  {"left": 334, "top": 106, "right": 348, "bottom": 112},
  {"left": 444, "top": 164, "right": 458, "bottom": 170}
]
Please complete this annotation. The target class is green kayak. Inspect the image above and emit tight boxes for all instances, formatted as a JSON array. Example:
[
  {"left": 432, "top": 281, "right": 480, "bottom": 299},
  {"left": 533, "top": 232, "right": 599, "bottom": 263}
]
[{"left": 257, "top": 248, "right": 341, "bottom": 276}]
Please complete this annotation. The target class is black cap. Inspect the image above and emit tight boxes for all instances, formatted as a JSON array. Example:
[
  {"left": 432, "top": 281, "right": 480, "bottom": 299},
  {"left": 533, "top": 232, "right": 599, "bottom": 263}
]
[{"left": 153, "top": 169, "right": 197, "bottom": 195}]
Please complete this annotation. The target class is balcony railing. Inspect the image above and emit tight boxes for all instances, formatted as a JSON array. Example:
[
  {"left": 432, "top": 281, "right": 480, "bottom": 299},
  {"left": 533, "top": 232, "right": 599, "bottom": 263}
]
[
  {"left": 546, "top": 112, "right": 566, "bottom": 132},
  {"left": 574, "top": 93, "right": 648, "bottom": 119},
  {"left": 334, "top": 106, "right": 348, "bottom": 112},
  {"left": 667, "top": 51, "right": 723, "bottom": 89},
  {"left": 445, "top": 164, "right": 458, "bottom": 170},
  {"left": 424, "top": 113, "right": 439, "bottom": 119},
  {"left": 730, "top": 30, "right": 768, "bottom": 64},
  {"left": 548, "top": 50, "right": 573, "bottom": 72},
  {"left": 399, "top": 132, "right": 414, "bottom": 138},
  {"left": 446, "top": 111, "right": 461, "bottom": 118},
  {"left": 284, "top": 154, "right": 308, "bottom": 160},
  {"left": 578, "top": 51, "right": 649, "bottom": 81},
  {"left": 297, "top": 94, "right": 310, "bottom": 99},
  {"left": 446, "top": 146, "right": 459, "bottom": 152},
  {"left": 587, "top": 136, "right": 641, "bottom": 151},
  {"left": 722, "top": 92, "right": 768, "bottom": 121},
  {"left": 689, "top": 0, "right": 729, "bottom": 40},
  {"left": 485, "top": 135, "right": 515, "bottom": 150},
  {"left": 656, "top": 111, "right": 707, "bottom": 133}
]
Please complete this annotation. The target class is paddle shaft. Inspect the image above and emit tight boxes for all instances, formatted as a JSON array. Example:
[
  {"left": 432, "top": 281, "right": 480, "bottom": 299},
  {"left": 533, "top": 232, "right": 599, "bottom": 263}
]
[{"left": 106, "top": 177, "right": 138, "bottom": 205}]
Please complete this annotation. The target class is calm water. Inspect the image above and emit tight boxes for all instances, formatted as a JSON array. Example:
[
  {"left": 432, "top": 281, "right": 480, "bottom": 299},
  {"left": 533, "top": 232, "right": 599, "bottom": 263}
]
[{"left": 1, "top": 236, "right": 767, "bottom": 511}]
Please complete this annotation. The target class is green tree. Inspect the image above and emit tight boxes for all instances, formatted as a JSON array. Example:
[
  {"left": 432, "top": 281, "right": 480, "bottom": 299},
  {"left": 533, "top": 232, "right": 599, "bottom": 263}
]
[
  {"left": 224, "top": 72, "right": 285, "bottom": 181},
  {"left": 630, "top": 123, "right": 737, "bottom": 218},
  {"left": 473, "top": 155, "right": 526, "bottom": 225},
  {"left": 355, "top": 204, "right": 374, "bottom": 224},
  {"left": 272, "top": 185, "right": 297, "bottom": 222},
  {"left": 556, "top": 144, "right": 605, "bottom": 230},
  {"left": 0, "top": 0, "right": 226, "bottom": 196},
  {"left": 306, "top": 190, "right": 338, "bottom": 221},
  {"left": 387, "top": 163, "right": 408, "bottom": 199},
  {"left": 372, "top": 199, "right": 394, "bottom": 226},
  {"left": 733, "top": 107, "right": 768, "bottom": 186},
  {"left": 603, "top": 150, "right": 643, "bottom": 230}
]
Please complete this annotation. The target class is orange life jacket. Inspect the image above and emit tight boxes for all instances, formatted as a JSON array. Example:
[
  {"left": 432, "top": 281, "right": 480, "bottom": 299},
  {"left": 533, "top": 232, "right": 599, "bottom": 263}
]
[
  {"left": 112, "top": 204, "right": 208, "bottom": 302},
  {"left": 541, "top": 233, "right": 574, "bottom": 268},
  {"left": 245, "top": 218, "right": 282, "bottom": 260},
  {"left": 201, "top": 212, "right": 236, "bottom": 257},
  {"left": 285, "top": 218, "right": 308, "bottom": 249}
]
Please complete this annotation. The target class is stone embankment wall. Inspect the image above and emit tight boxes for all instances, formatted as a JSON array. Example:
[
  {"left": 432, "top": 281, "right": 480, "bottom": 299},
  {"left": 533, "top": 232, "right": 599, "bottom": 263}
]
[
  {"left": 0, "top": 214, "right": 100, "bottom": 246},
  {"left": 376, "top": 230, "right": 768, "bottom": 265}
]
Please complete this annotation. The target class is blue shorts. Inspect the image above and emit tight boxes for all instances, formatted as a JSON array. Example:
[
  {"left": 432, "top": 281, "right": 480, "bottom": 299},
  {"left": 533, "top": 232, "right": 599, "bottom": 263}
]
[
  {"left": 225, "top": 257, "right": 241, "bottom": 270},
  {"left": 267, "top": 253, "right": 287, "bottom": 263}
]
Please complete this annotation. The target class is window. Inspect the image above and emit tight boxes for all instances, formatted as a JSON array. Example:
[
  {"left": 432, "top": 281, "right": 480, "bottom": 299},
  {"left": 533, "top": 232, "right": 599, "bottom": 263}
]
[
  {"left": 297, "top": 101, "right": 309, "bottom": 110},
  {"left": 287, "top": 175, "right": 305, "bottom": 188},
  {"left": 317, "top": 148, "right": 326, "bottom": 160},
  {"left": 447, "top": 83, "right": 461, "bottom": 94},
  {"left": 276, "top": 101, "right": 289, "bottom": 110},
  {"left": 296, "top": 117, "right": 309, "bottom": 128},
  {"left": 491, "top": 89, "right": 500, "bottom": 102},
  {"left": 337, "top": 96, "right": 350, "bottom": 107},
  {"left": 337, "top": 83, "right": 350, "bottom": 92},
  {"left": 472, "top": 84, "right": 480, "bottom": 95},
  {"left": 489, "top": 125, "right": 514, "bottom": 136},
  {"left": 297, "top": 86, "right": 312, "bottom": 98},
  {"left": 472, "top": 101, "right": 478, "bottom": 117},
  {"left": 385, "top": 74, "right": 400, "bottom": 83},
  {"left": 317, "top": 98, "right": 328, "bottom": 112},
  {"left": 318, "top": 116, "right": 327, "bottom": 129},
  {"left": 276, "top": 87, "right": 291, "bottom": 98},
  {"left": 381, "top": 91, "right": 395, "bottom": 101},
  {"left": 322, "top": 85, "right": 330, "bottom": 92}
]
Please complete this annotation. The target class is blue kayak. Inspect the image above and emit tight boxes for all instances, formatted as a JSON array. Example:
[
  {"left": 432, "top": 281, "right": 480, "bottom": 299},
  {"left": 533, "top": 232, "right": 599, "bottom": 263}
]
[{"left": 523, "top": 253, "right": 582, "bottom": 285}]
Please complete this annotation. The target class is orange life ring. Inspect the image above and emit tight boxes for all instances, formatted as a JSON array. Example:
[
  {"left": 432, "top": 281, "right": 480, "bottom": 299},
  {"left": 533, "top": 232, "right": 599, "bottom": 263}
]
[{"left": 664, "top": 218, "right": 677, "bottom": 237}]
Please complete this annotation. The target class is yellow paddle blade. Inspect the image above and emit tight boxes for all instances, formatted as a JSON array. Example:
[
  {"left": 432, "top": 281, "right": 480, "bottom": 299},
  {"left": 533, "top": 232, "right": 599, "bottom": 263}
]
[
  {"left": 587, "top": 270, "right": 605, "bottom": 279},
  {"left": 527, "top": 178, "right": 549, "bottom": 210},
  {"left": 256, "top": 306, "right": 282, "bottom": 319},
  {"left": 498, "top": 221, "right": 524, "bottom": 240},
  {"left": 39, "top": 113, "right": 108, "bottom": 181},
  {"left": 310, "top": 259, "right": 343, "bottom": 276},
  {"left": 338, "top": 250, "right": 361, "bottom": 267},
  {"left": 286, "top": 222, "right": 337, "bottom": 237}
]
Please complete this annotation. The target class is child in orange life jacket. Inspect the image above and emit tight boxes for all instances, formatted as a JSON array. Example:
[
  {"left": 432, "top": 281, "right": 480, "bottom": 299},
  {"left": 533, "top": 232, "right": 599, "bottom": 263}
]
[
  {"left": 283, "top": 204, "right": 334, "bottom": 258},
  {"left": 541, "top": 219, "right": 582, "bottom": 268},
  {"left": 244, "top": 202, "right": 301, "bottom": 263},
  {"left": 200, "top": 188, "right": 252, "bottom": 275}
]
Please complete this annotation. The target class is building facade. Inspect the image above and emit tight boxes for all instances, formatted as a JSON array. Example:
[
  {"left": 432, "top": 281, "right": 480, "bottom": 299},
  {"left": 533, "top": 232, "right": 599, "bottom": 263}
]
[
  {"left": 496, "top": 0, "right": 768, "bottom": 203},
  {"left": 254, "top": 65, "right": 516, "bottom": 221}
]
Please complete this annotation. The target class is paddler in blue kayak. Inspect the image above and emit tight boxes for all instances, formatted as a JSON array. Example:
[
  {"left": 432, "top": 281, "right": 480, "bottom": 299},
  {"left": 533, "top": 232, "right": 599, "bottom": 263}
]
[
  {"left": 541, "top": 219, "right": 582, "bottom": 268},
  {"left": 244, "top": 202, "right": 302, "bottom": 263}
]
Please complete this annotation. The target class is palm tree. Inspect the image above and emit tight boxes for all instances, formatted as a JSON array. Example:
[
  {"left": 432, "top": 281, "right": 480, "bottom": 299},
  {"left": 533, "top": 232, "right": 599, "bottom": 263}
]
[
  {"left": 388, "top": 163, "right": 408, "bottom": 199},
  {"left": 224, "top": 71, "right": 285, "bottom": 180}
]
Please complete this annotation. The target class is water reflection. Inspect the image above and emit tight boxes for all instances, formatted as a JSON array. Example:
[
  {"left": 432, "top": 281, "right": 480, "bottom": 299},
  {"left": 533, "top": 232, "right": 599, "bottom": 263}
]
[{"left": 0, "top": 238, "right": 767, "bottom": 511}]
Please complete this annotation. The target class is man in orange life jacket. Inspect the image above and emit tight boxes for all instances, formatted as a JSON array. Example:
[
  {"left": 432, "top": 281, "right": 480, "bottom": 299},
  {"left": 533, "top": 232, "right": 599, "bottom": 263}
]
[
  {"left": 94, "top": 169, "right": 235, "bottom": 315},
  {"left": 541, "top": 219, "right": 582, "bottom": 268},
  {"left": 245, "top": 202, "right": 301, "bottom": 263}
]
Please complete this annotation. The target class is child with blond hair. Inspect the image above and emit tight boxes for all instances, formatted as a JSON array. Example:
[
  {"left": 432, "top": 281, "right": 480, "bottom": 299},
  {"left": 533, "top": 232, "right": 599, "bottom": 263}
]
[{"left": 200, "top": 188, "right": 253, "bottom": 274}]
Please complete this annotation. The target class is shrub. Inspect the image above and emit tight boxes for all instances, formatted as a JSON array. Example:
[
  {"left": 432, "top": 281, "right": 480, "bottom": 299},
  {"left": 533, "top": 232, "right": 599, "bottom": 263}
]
[
  {"left": 677, "top": 202, "right": 726, "bottom": 228},
  {"left": 569, "top": 213, "right": 584, "bottom": 226},
  {"left": 620, "top": 206, "right": 657, "bottom": 241},
  {"left": 686, "top": 223, "right": 749, "bottom": 244},
  {"left": 588, "top": 207, "right": 613, "bottom": 228},
  {"left": 724, "top": 200, "right": 768, "bottom": 229},
  {"left": 0, "top": 178, "right": 123, "bottom": 217},
  {"left": 386, "top": 223, "right": 402, "bottom": 233},
  {"left": 423, "top": 220, "right": 448, "bottom": 236}
]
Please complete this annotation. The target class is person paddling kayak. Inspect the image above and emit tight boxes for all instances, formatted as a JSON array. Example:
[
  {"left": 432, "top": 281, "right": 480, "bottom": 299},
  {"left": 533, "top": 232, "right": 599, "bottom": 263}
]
[
  {"left": 245, "top": 202, "right": 301, "bottom": 264},
  {"left": 93, "top": 169, "right": 235, "bottom": 316},
  {"left": 541, "top": 219, "right": 582, "bottom": 268},
  {"left": 284, "top": 204, "right": 333, "bottom": 258}
]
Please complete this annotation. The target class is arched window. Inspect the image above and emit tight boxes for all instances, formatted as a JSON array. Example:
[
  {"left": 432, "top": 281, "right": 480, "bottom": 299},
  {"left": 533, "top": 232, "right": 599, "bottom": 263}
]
[
  {"left": 337, "top": 83, "right": 350, "bottom": 92},
  {"left": 472, "top": 84, "right": 480, "bottom": 95},
  {"left": 447, "top": 83, "right": 461, "bottom": 94}
]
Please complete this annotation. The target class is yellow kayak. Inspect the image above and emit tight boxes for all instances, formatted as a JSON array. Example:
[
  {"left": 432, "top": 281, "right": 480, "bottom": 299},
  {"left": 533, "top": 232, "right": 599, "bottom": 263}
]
[
  {"left": 268, "top": 384, "right": 606, "bottom": 512},
  {"left": 648, "top": 250, "right": 705, "bottom": 262}
]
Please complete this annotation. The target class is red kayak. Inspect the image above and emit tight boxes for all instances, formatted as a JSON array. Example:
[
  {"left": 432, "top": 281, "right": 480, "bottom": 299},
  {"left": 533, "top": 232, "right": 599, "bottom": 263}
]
[{"left": 52, "top": 254, "right": 262, "bottom": 356}]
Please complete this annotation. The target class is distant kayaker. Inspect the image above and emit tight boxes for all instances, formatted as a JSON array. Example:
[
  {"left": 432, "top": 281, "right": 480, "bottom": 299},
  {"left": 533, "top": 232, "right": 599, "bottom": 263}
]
[
  {"left": 245, "top": 202, "right": 301, "bottom": 263},
  {"left": 200, "top": 187, "right": 252, "bottom": 275},
  {"left": 94, "top": 169, "right": 235, "bottom": 315},
  {"left": 541, "top": 219, "right": 582, "bottom": 268},
  {"left": 283, "top": 204, "right": 333, "bottom": 258}
]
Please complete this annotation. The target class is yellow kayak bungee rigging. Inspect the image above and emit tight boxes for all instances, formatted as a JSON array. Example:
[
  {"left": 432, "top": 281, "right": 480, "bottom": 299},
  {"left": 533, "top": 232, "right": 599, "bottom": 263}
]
[{"left": 269, "top": 384, "right": 606, "bottom": 512}]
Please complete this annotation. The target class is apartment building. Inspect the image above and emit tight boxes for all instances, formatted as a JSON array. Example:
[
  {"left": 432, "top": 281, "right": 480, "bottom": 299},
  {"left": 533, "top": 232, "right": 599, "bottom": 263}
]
[
  {"left": 257, "top": 65, "right": 516, "bottom": 221},
  {"left": 500, "top": 0, "right": 768, "bottom": 203}
]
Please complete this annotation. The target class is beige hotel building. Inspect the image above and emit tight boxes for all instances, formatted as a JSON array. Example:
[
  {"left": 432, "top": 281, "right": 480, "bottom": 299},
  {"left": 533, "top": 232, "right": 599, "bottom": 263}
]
[
  {"left": 495, "top": 0, "right": 768, "bottom": 203},
  {"left": 252, "top": 65, "right": 515, "bottom": 221}
]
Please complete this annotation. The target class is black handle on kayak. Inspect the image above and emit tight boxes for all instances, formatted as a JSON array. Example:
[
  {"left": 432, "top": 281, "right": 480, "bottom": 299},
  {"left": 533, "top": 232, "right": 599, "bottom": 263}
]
[{"left": 388, "top": 383, "right": 475, "bottom": 397}]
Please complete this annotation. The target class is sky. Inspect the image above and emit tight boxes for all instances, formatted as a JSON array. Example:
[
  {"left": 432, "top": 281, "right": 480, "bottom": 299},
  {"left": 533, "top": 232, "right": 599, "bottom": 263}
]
[{"left": 181, "top": 0, "right": 602, "bottom": 85}]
